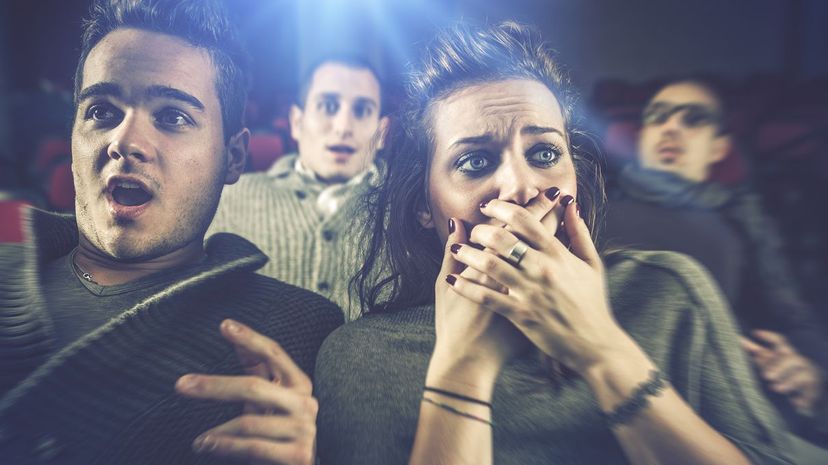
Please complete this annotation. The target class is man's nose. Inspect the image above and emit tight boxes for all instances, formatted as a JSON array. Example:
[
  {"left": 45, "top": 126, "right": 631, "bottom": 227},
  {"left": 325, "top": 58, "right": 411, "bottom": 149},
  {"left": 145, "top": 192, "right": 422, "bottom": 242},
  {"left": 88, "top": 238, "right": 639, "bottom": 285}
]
[
  {"left": 496, "top": 157, "right": 541, "bottom": 206},
  {"left": 332, "top": 110, "right": 355, "bottom": 138},
  {"left": 106, "top": 112, "right": 156, "bottom": 163}
]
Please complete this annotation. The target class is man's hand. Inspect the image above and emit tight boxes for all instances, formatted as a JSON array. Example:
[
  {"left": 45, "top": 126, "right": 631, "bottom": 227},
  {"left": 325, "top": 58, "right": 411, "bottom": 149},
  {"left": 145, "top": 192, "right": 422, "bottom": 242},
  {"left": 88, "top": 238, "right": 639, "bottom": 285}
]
[
  {"left": 741, "top": 329, "right": 826, "bottom": 416},
  {"left": 176, "top": 319, "right": 317, "bottom": 465}
]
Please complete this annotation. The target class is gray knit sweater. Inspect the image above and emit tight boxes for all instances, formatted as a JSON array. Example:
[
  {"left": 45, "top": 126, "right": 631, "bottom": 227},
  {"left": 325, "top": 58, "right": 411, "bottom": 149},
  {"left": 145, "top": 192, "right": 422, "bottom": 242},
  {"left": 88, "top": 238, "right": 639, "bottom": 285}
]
[
  {"left": 208, "top": 154, "right": 376, "bottom": 321},
  {"left": 314, "top": 250, "right": 795, "bottom": 465},
  {"left": 0, "top": 208, "right": 343, "bottom": 465}
]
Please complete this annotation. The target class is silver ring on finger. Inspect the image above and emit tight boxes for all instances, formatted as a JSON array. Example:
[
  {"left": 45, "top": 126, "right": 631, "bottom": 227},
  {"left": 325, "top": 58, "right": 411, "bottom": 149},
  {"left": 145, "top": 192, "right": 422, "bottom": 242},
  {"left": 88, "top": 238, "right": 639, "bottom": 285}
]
[{"left": 505, "top": 240, "right": 529, "bottom": 267}]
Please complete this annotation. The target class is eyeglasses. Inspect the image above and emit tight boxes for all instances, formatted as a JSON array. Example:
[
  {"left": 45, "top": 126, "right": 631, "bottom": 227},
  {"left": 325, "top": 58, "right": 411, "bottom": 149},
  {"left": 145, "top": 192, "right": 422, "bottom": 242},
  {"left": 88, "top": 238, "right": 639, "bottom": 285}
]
[{"left": 642, "top": 103, "right": 722, "bottom": 129}]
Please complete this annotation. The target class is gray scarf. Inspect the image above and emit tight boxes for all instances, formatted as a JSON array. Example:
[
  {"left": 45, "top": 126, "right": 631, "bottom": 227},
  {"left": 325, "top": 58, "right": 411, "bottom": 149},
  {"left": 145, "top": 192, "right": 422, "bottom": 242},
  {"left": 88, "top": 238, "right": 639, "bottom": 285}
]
[{"left": 618, "top": 163, "right": 814, "bottom": 332}]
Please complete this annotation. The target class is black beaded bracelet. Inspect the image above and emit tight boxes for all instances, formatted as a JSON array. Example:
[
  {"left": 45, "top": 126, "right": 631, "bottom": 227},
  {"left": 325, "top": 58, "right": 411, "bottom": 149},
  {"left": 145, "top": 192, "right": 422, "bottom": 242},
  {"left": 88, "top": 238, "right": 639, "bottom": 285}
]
[
  {"left": 603, "top": 369, "right": 666, "bottom": 428},
  {"left": 424, "top": 386, "right": 492, "bottom": 408}
]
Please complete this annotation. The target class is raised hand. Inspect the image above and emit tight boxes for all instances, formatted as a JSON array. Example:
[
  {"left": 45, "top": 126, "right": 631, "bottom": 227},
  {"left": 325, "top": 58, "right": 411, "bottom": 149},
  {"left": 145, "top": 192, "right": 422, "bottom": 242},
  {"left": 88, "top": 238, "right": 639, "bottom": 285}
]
[
  {"left": 447, "top": 192, "right": 640, "bottom": 373},
  {"left": 428, "top": 217, "right": 526, "bottom": 397},
  {"left": 176, "top": 319, "right": 317, "bottom": 465},
  {"left": 742, "top": 329, "right": 826, "bottom": 415}
]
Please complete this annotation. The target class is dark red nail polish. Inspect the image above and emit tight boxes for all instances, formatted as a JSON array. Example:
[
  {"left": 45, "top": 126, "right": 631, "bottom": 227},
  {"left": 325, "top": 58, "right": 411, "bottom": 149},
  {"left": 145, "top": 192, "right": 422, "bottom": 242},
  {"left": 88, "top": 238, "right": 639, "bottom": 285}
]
[
  {"left": 561, "top": 195, "right": 575, "bottom": 206},
  {"left": 479, "top": 200, "right": 489, "bottom": 209},
  {"left": 446, "top": 274, "right": 457, "bottom": 286},
  {"left": 448, "top": 218, "right": 456, "bottom": 234},
  {"left": 576, "top": 203, "right": 581, "bottom": 215},
  {"left": 450, "top": 243, "right": 462, "bottom": 254},
  {"left": 545, "top": 187, "right": 561, "bottom": 201}
]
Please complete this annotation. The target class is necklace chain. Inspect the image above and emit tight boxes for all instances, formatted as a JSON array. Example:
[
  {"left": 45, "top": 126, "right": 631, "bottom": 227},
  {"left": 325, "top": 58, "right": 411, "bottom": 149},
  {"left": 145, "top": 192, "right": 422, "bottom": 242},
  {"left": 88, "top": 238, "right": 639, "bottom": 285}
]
[{"left": 71, "top": 248, "right": 97, "bottom": 284}]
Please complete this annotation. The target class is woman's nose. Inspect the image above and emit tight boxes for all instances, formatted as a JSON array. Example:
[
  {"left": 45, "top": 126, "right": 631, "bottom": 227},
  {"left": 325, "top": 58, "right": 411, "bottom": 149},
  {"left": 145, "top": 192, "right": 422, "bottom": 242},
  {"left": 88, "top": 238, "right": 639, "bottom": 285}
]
[{"left": 496, "top": 157, "right": 540, "bottom": 206}]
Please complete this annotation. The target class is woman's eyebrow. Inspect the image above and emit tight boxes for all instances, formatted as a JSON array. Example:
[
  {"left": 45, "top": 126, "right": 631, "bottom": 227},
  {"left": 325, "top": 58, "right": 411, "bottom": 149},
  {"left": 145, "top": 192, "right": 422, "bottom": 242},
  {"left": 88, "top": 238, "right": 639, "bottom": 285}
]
[
  {"left": 521, "top": 125, "right": 564, "bottom": 136},
  {"left": 449, "top": 135, "right": 492, "bottom": 148}
]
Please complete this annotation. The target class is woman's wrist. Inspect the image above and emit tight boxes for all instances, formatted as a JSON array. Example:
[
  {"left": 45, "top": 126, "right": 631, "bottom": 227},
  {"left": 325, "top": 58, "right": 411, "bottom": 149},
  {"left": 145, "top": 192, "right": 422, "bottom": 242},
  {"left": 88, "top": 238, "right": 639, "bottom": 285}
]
[
  {"left": 580, "top": 339, "right": 660, "bottom": 412},
  {"left": 425, "top": 350, "right": 502, "bottom": 401}
]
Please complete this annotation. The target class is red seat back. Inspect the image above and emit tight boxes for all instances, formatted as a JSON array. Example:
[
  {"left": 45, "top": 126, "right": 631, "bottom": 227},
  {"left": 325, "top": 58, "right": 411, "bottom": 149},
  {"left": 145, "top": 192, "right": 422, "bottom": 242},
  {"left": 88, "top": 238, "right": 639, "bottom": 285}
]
[
  {"left": 0, "top": 200, "right": 31, "bottom": 243},
  {"left": 247, "top": 133, "right": 285, "bottom": 172},
  {"left": 47, "top": 162, "right": 75, "bottom": 212}
]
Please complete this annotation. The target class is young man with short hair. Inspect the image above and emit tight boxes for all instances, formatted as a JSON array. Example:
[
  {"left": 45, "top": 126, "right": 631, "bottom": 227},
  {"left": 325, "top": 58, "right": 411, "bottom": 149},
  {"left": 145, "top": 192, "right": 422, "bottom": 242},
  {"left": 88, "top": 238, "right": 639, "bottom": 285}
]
[
  {"left": 209, "top": 57, "right": 389, "bottom": 320},
  {"left": 0, "top": 1, "right": 341, "bottom": 463}
]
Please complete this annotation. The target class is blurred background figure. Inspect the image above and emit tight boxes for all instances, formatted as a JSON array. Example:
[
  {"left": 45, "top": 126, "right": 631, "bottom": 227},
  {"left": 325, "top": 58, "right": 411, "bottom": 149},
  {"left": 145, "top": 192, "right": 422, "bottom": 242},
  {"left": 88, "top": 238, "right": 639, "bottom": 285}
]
[
  {"left": 603, "top": 79, "right": 828, "bottom": 447},
  {"left": 209, "top": 55, "right": 389, "bottom": 319}
]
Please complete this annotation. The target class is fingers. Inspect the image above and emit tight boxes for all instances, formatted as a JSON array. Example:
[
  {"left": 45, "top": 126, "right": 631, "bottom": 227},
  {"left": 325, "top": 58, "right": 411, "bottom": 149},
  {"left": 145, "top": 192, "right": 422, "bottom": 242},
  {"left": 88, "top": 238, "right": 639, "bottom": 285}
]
[
  {"left": 192, "top": 433, "right": 315, "bottom": 465},
  {"left": 200, "top": 413, "right": 316, "bottom": 441},
  {"left": 446, "top": 273, "right": 567, "bottom": 341},
  {"left": 440, "top": 218, "right": 468, "bottom": 279},
  {"left": 444, "top": 219, "right": 507, "bottom": 293},
  {"left": 220, "top": 319, "right": 310, "bottom": 392},
  {"left": 740, "top": 336, "right": 768, "bottom": 356},
  {"left": 769, "top": 368, "right": 809, "bottom": 396},
  {"left": 468, "top": 225, "right": 543, "bottom": 274},
  {"left": 761, "top": 355, "right": 801, "bottom": 385},
  {"left": 478, "top": 198, "right": 556, "bottom": 251},
  {"left": 445, "top": 271, "right": 518, "bottom": 318},
  {"left": 524, "top": 186, "right": 565, "bottom": 233},
  {"left": 561, "top": 196, "right": 601, "bottom": 270},
  {"left": 176, "top": 374, "right": 310, "bottom": 417},
  {"left": 751, "top": 330, "right": 792, "bottom": 354},
  {"left": 450, "top": 243, "right": 527, "bottom": 288}
]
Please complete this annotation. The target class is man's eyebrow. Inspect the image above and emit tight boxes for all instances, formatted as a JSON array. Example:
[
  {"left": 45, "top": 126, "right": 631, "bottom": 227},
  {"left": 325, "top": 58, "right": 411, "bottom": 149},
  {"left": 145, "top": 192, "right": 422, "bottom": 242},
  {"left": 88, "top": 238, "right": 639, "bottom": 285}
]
[
  {"left": 78, "top": 82, "right": 122, "bottom": 102},
  {"left": 317, "top": 92, "right": 341, "bottom": 100},
  {"left": 146, "top": 86, "right": 204, "bottom": 111},
  {"left": 521, "top": 126, "right": 564, "bottom": 137},
  {"left": 353, "top": 97, "right": 378, "bottom": 108},
  {"left": 450, "top": 135, "right": 492, "bottom": 148}
]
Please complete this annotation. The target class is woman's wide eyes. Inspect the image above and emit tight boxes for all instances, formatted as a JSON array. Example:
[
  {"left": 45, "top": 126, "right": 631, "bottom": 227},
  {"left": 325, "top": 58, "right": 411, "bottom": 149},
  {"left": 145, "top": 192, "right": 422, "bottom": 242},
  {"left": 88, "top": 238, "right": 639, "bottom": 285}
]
[
  {"left": 528, "top": 144, "right": 562, "bottom": 165},
  {"left": 455, "top": 144, "right": 562, "bottom": 175},
  {"left": 456, "top": 152, "right": 491, "bottom": 173}
]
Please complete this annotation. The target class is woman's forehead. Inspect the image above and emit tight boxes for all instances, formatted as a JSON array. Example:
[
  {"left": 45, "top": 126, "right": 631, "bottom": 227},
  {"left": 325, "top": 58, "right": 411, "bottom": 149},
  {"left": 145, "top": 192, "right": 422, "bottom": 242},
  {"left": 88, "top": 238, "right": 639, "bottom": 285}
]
[{"left": 431, "top": 79, "right": 565, "bottom": 144}]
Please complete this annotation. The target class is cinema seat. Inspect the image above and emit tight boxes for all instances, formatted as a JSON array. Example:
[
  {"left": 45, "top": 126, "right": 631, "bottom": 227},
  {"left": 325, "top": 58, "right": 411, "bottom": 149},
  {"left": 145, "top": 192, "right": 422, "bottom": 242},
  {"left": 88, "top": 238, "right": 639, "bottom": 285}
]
[
  {"left": 247, "top": 133, "right": 285, "bottom": 172},
  {"left": 47, "top": 162, "right": 75, "bottom": 212},
  {"left": 0, "top": 200, "right": 31, "bottom": 243}
]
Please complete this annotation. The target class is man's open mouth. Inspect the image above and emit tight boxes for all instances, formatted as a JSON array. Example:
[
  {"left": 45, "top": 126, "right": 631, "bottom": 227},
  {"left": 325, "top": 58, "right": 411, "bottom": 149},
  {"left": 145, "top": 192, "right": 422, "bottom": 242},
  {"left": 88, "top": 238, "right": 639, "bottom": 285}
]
[
  {"left": 656, "top": 146, "right": 683, "bottom": 164},
  {"left": 108, "top": 179, "right": 153, "bottom": 207},
  {"left": 327, "top": 145, "right": 356, "bottom": 155}
]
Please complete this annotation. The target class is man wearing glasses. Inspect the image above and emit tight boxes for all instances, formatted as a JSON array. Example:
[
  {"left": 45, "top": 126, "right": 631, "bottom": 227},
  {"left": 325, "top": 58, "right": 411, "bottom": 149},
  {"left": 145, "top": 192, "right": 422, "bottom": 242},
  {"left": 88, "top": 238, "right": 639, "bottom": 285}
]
[{"left": 604, "top": 79, "right": 828, "bottom": 453}]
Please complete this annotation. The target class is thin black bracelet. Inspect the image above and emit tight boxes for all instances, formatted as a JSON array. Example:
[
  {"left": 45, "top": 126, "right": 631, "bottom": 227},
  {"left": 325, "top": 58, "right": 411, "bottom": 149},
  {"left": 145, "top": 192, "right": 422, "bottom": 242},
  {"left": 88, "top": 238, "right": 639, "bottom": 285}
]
[
  {"left": 424, "top": 386, "right": 493, "bottom": 408},
  {"left": 422, "top": 396, "right": 494, "bottom": 426},
  {"left": 603, "top": 369, "right": 667, "bottom": 428}
]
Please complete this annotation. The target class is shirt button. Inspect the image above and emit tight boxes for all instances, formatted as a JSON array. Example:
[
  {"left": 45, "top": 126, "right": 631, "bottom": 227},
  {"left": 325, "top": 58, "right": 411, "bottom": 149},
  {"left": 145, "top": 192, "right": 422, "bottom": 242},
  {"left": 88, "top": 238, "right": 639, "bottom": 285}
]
[
  {"left": 318, "top": 282, "right": 330, "bottom": 291},
  {"left": 295, "top": 190, "right": 307, "bottom": 199},
  {"left": 322, "top": 230, "right": 335, "bottom": 241}
]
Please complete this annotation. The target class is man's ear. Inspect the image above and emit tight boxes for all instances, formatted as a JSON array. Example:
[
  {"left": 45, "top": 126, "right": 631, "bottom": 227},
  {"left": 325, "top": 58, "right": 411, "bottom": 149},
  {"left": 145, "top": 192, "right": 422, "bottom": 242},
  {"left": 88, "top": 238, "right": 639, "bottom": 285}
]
[
  {"left": 709, "top": 134, "right": 731, "bottom": 164},
  {"left": 375, "top": 116, "right": 391, "bottom": 151},
  {"left": 289, "top": 104, "right": 303, "bottom": 142},
  {"left": 224, "top": 128, "right": 250, "bottom": 185}
]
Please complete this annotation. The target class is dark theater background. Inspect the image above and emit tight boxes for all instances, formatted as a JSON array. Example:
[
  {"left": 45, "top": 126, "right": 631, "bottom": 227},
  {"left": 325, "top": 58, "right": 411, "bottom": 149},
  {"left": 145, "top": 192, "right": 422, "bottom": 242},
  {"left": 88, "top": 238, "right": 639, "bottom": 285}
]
[{"left": 0, "top": 0, "right": 826, "bottom": 323}]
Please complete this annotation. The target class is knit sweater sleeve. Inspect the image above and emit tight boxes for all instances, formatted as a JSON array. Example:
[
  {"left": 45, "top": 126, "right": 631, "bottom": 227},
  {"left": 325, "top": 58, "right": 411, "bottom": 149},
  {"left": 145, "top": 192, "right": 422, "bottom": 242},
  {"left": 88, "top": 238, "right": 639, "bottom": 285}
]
[{"left": 632, "top": 251, "right": 796, "bottom": 465}]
